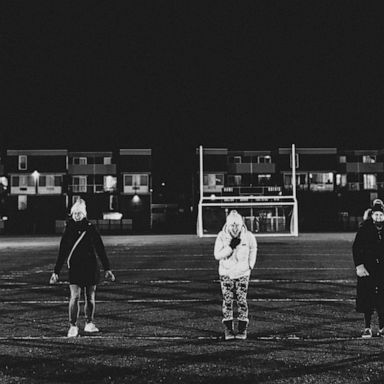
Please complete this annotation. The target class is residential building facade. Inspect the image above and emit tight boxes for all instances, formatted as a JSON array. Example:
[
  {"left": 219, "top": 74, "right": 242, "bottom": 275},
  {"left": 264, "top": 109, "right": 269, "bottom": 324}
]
[
  {"left": 5, "top": 149, "right": 68, "bottom": 234},
  {"left": 2, "top": 148, "right": 153, "bottom": 234},
  {"left": 196, "top": 147, "right": 384, "bottom": 231}
]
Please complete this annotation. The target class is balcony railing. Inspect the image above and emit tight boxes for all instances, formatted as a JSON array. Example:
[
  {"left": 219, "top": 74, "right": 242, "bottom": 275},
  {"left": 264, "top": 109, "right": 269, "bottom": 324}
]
[
  {"left": 348, "top": 182, "right": 379, "bottom": 191},
  {"left": 221, "top": 186, "right": 282, "bottom": 195},
  {"left": 69, "top": 184, "right": 116, "bottom": 193}
]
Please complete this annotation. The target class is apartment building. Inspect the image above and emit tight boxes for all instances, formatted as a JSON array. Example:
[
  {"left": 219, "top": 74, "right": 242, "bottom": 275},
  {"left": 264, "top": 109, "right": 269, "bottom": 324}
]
[
  {"left": 196, "top": 147, "right": 384, "bottom": 231},
  {"left": 118, "top": 149, "right": 152, "bottom": 232},
  {"left": 5, "top": 149, "right": 68, "bottom": 233},
  {"left": 2, "top": 148, "right": 153, "bottom": 234},
  {"left": 198, "top": 148, "right": 281, "bottom": 197}
]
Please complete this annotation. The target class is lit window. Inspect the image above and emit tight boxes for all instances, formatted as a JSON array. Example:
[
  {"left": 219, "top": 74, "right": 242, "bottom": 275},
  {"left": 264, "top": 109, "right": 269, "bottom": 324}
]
[
  {"left": 258, "top": 174, "right": 272, "bottom": 184},
  {"left": 104, "top": 157, "right": 112, "bottom": 165},
  {"left": 18, "top": 195, "right": 27, "bottom": 210},
  {"left": 124, "top": 175, "right": 133, "bottom": 186},
  {"left": 73, "top": 157, "right": 87, "bottom": 165},
  {"left": 258, "top": 156, "right": 272, "bottom": 164},
  {"left": 336, "top": 174, "right": 347, "bottom": 187},
  {"left": 339, "top": 156, "right": 347, "bottom": 163},
  {"left": 229, "top": 156, "right": 242, "bottom": 164},
  {"left": 73, "top": 176, "right": 87, "bottom": 192},
  {"left": 124, "top": 174, "right": 148, "bottom": 187},
  {"left": 204, "top": 174, "right": 224, "bottom": 187},
  {"left": 310, "top": 172, "right": 333, "bottom": 184},
  {"left": 364, "top": 174, "right": 377, "bottom": 190},
  {"left": 104, "top": 176, "right": 117, "bottom": 191},
  {"left": 228, "top": 175, "right": 242, "bottom": 186},
  {"left": 363, "top": 155, "right": 376, "bottom": 163},
  {"left": 18, "top": 155, "right": 27, "bottom": 170}
]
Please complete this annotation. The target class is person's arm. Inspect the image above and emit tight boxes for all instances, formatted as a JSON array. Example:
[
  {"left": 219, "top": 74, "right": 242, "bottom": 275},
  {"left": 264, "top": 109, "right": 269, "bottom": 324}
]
[
  {"left": 50, "top": 226, "right": 70, "bottom": 283},
  {"left": 352, "top": 228, "right": 370, "bottom": 277},
  {"left": 248, "top": 233, "right": 257, "bottom": 270},
  {"left": 90, "top": 225, "right": 115, "bottom": 281},
  {"left": 214, "top": 233, "right": 233, "bottom": 260}
]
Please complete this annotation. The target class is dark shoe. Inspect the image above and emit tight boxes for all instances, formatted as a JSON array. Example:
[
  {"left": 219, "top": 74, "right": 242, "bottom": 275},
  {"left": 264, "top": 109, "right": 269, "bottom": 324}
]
[
  {"left": 223, "top": 320, "right": 235, "bottom": 340},
  {"left": 236, "top": 320, "right": 248, "bottom": 340}
]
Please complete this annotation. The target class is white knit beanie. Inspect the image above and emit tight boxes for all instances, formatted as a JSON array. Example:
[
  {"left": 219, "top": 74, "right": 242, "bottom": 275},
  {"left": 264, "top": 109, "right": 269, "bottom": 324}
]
[
  {"left": 70, "top": 199, "right": 87, "bottom": 217},
  {"left": 226, "top": 210, "right": 243, "bottom": 226}
]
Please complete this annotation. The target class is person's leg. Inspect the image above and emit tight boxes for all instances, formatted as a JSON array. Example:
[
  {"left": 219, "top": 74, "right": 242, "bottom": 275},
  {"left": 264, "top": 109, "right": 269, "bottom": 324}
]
[
  {"left": 220, "top": 275, "right": 235, "bottom": 339},
  {"left": 69, "top": 285, "right": 81, "bottom": 326},
  {"left": 364, "top": 311, "right": 372, "bottom": 328},
  {"left": 362, "top": 311, "right": 373, "bottom": 338},
  {"left": 234, "top": 275, "right": 250, "bottom": 339},
  {"left": 84, "top": 285, "right": 97, "bottom": 323},
  {"left": 378, "top": 312, "right": 384, "bottom": 329},
  {"left": 84, "top": 285, "right": 99, "bottom": 332},
  {"left": 67, "top": 285, "right": 81, "bottom": 337}
]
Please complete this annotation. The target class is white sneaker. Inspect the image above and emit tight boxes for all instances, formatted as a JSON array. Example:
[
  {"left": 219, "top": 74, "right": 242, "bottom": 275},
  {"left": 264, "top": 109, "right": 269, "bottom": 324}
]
[
  {"left": 361, "top": 328, "right": 372, "bottom": 338},
  {"left": 84, "top": 322, "right": 99, "bottom": 333},
  {"left": 67, "top": 325, "right": 79, "bottom": 338}
]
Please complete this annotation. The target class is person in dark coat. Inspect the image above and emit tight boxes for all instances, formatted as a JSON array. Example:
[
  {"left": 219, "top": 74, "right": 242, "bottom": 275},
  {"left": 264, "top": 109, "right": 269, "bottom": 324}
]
[
  {"left": 353, "top": 202, "right": 384, "bottom": 338},
  {"left": 50, "top": 199, "right": 115, "bottom": 337}
]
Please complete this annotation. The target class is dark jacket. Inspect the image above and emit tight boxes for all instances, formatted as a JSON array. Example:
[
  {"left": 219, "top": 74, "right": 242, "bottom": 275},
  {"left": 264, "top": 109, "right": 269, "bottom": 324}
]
[
  {"left": 54, "top": 218, "right": 110, "bottom": 286},
  {"left": 352, "top": 219, "right": 384, "bottom": 313}
]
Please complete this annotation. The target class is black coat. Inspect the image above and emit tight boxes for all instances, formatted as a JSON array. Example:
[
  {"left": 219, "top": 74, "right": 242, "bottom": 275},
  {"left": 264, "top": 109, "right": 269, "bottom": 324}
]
[
  {"left": 54, "top": 218, "right": 110, "bottom": 286},
  {"left": 352, "top": 219, "right": 384, "bottom": 313}
]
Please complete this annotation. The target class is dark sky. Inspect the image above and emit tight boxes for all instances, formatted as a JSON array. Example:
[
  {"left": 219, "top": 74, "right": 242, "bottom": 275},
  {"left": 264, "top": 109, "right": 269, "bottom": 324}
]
[{"left": 2, "top": 1, "right": 384, "bottom": 194}]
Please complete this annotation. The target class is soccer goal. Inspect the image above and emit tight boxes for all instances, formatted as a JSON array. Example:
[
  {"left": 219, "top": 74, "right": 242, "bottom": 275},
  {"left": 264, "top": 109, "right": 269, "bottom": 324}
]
[
  {"left": 196, "top": 144, "right": 299, "bottom": 237},
  {"left": 197, "top": 195, "right": 298, "bottom": 237}
]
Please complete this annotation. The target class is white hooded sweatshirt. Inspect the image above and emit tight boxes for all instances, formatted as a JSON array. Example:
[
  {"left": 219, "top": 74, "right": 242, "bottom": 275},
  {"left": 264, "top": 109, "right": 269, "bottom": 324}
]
[{"left": 214, "top": 213, "right": 257, "bottom": 279}]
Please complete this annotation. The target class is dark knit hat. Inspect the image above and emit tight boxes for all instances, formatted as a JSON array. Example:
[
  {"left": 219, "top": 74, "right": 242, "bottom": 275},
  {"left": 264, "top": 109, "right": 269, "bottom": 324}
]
[{"left": 372, "top": 203, "right": 384, "bottom": 213}]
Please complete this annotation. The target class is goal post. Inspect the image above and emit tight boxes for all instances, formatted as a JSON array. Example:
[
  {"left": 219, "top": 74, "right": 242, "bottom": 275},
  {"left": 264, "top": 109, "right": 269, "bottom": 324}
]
[
  {"left": 197, "top": 195, "right": 298, "bottom": 237},
  {"left": 196, "top": 144, "right": 299, "bottom": 237}
]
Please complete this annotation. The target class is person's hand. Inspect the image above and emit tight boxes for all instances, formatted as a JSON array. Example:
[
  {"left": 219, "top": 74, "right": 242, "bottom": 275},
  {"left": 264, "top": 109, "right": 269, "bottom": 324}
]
[
  {"left": 356, "top": 264, "right": 370, "bottom": 277},
  {"left": 230, "top": 237, "right": 241, "bottom": 249},
  {"left": 49, "top": 273, "right": 58, "bottom": 284},
  {"left": 105, "top": 270, "right": 115, "bottom": 282}
]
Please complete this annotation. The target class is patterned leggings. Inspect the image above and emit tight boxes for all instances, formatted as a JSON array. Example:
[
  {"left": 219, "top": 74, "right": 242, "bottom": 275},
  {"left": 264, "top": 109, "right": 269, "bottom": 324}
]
[{"left": 220, "top": 275, "right": 250, "bottom": 322}]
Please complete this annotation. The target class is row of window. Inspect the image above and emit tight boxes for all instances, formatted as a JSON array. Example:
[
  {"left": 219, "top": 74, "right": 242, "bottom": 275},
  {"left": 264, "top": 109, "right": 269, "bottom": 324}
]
[
  {"left": 16, "top": 156, "right": 113, "bottom": 170},
  {"left": 17, "top": 194, "right": 117, "bottom": 212},
  {"left": 9, "top": 174, "right": 149, "bottom": 192},
  {"left": 204, "top": 172, "right": 381, "bottom": 191},
  {"left": 227, "top": 154, "right": 378, "bottom": 166}
]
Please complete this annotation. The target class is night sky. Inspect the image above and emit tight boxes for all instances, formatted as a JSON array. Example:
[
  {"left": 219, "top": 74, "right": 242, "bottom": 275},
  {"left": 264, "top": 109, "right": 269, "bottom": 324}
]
[{"left": 2, "top": 1, "right": 384, "bottom": 196}]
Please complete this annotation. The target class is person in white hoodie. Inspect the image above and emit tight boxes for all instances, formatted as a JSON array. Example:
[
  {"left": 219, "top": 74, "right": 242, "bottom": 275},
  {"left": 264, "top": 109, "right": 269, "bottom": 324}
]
[{"left": 214, "top": 210, "right": 257, "bottom": 340}]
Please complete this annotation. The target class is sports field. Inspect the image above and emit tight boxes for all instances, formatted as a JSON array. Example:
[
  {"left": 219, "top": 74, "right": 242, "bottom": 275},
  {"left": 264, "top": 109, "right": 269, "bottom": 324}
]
[{"left": 0, "top": 233, "right": 383, "bottom": 383}]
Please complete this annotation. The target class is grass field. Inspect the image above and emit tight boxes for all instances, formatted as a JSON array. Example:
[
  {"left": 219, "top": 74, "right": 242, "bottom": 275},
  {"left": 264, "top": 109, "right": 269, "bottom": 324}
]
[{"left": 1, "top": 233, "right": 384, "bottom": 383}]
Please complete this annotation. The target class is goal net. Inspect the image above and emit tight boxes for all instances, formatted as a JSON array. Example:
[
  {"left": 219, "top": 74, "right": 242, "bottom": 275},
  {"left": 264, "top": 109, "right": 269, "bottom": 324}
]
[{"left": 197, "top": 195, "right": 298, "bottom": 237}]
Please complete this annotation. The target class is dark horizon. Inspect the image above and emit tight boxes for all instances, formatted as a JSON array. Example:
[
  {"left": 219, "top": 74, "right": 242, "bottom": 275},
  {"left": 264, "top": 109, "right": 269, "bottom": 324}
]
[{"left": 3, "top": 1, "right": 384, "bottom": 193}]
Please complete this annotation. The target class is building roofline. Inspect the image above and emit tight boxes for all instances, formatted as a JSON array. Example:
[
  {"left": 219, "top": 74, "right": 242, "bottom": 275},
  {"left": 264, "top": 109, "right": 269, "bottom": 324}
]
[
  {"left": 119, "top": 149, "right": 152, "bottom": 155},
  {"left": 68, "top": 151, "right": 113, "bottom": 156},
  {"left": 278, "top": 148, "right": 337, "bottom": 154},
  {"left": 7, "top": 149, "right": 68, "bottom": 156}
]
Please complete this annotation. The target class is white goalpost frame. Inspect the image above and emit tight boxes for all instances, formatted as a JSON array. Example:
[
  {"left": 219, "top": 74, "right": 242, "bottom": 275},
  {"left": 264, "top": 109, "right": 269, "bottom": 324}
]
[{"left": 197, "top": 144, "right": 299, "bottom": 237}]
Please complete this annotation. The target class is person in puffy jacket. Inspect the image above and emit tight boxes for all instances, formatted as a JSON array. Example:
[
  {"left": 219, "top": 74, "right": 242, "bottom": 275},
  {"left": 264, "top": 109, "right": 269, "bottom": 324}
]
[
  {"left": 214, "top": 210, "right": 257, "bottom": 340},
  {"left": 50, "top": 199, "right": 115, "bottom": 338},
  {"left": 353, "top": 202, "right": 384, "bottom": 338}
]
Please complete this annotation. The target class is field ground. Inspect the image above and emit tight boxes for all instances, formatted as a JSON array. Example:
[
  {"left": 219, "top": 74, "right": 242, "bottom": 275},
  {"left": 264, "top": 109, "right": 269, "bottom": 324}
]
[{"left": 1, "top": 232, "right": 384, "bottom": 383}]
